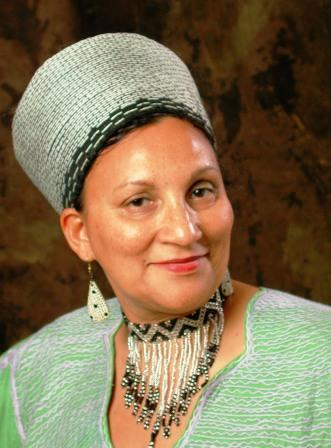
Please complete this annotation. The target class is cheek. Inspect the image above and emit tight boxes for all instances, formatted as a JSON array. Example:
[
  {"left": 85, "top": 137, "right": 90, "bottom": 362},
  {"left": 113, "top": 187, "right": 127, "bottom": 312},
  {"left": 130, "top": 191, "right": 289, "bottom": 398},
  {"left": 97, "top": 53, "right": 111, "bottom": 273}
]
[
  {"left": 87, "top": 212, "right": 151, "bottom": 262},
  {"left": 206, "top": 198, "right": 234, "bottom": 243},
  {"left": 206, "top": 200, "right": 233, "bottom": 280}
]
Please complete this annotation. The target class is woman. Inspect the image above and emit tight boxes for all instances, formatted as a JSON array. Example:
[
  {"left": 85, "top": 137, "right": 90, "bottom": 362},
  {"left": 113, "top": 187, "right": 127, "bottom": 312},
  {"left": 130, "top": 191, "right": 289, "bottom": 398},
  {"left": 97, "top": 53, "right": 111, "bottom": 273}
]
[{"left": 0, "top": 33, "right": 330, "bottom": 448}]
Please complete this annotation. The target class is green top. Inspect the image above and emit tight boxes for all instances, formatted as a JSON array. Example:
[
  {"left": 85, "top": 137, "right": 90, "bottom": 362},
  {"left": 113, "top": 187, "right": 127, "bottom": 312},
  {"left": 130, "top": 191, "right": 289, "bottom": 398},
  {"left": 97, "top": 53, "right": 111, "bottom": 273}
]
[{"left": 0, "top": 287, "right": 330, "bottom": 447}]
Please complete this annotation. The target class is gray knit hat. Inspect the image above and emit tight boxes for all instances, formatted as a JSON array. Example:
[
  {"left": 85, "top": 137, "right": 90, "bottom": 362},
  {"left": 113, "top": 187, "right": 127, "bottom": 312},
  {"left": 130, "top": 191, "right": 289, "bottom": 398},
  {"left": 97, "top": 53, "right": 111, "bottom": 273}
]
[{"left": 12, "top": 33, "right": 214, "bottom": 213}]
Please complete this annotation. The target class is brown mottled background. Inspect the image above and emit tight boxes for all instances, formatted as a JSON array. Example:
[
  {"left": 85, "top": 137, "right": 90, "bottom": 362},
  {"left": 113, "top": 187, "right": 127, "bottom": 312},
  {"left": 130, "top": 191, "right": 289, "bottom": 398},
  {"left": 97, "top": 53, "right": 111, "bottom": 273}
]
[{"left": 1, "top": 0, "right": 330, "bottom": 352}]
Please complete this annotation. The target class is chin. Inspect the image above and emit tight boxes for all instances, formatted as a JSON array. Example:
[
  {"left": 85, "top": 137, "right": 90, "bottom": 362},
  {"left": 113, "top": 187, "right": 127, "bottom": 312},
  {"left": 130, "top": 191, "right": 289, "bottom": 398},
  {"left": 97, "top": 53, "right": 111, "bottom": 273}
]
[
  {"left": 114, "top": 267, "right": 223, "bottom": 322},
  {"left": 149, "top": 280, "right": 217, "bottom": 317}
]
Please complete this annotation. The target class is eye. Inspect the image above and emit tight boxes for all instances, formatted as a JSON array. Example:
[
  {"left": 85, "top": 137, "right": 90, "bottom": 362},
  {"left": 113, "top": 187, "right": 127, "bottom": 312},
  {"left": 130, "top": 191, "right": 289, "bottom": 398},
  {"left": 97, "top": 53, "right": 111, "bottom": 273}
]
[
  {"left": 191, "top": 187, "right": 213, "bottom": 198},
  {"left": 190, "top": 182, "right": 217, "bottom": 199},
  {"left": 126, "top": 197, "right": 151, "bottom": 208}
]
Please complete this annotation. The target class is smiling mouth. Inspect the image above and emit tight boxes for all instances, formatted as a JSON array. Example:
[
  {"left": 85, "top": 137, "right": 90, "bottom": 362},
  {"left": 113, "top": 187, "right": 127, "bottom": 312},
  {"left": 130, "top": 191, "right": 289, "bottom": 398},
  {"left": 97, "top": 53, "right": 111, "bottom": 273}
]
[
  {"left": 155, "top": 255, "right": 207, "bottom": 264},
  {"left": 152, "top": 254, "right": 207, "bottom": 273}
]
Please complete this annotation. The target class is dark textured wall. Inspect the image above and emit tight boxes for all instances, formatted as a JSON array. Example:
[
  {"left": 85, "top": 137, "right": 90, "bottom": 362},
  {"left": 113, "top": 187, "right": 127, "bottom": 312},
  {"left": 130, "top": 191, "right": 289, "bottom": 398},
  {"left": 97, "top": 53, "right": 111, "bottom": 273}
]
[{"left": 1, "top": 0, "right": 330, "bottom": 352}]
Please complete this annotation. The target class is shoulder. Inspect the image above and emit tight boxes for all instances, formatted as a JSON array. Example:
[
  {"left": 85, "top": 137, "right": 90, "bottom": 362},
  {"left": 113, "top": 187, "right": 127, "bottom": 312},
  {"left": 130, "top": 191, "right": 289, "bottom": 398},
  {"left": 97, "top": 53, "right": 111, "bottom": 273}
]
[
  {"left": 0, "top": 297, "right": 122, "bottom": 370},
  {"left": 248, "top": 287, "right": 331, "bottom": 364},
  {"left": 252, "top": 286, "right": 331, "bottom": 321},
  {"left": 0, "top": 298, "right": 122, "bottom": 445}
]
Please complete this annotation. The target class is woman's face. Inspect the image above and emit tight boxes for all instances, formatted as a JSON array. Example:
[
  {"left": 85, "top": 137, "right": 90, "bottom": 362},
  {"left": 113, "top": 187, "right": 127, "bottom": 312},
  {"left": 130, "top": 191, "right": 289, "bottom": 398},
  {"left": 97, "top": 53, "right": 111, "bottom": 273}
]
[{"left": 81, "top": 117, "right": 234, "bottom": 322}]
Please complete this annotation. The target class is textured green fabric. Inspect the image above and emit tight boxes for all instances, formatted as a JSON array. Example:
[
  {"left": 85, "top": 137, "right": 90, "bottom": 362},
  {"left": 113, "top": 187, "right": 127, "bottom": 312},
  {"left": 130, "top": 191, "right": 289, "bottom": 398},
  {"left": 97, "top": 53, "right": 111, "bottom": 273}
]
[
  {"left": 0, "top": 288, "right": 330, "bottom": 447},
  {"left": 0, "top": 365, "right": 21, "bottom": 447}
]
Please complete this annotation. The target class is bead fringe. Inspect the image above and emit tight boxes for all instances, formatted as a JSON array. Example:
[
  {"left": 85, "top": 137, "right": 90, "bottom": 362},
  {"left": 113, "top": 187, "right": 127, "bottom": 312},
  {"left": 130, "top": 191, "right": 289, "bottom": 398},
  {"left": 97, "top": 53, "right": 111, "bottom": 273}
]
[{"left": 121, "top": 290, "right": 224, "bottom": 446}]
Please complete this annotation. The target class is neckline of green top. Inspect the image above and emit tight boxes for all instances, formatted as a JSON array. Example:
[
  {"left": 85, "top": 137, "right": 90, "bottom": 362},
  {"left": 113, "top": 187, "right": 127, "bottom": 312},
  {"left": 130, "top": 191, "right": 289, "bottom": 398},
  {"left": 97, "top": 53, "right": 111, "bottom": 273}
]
[{"left": 104, "top": 286, "right": 266, "bottom": 447}]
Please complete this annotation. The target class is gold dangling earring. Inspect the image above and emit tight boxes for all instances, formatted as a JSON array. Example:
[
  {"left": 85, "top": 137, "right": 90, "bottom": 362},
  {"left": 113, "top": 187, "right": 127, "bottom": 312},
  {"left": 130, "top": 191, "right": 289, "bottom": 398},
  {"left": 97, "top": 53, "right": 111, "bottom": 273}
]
[
  {"left": 87, "top": 262, "right": 110, "bottom": 321},
  {"left": 221, "top": 268, "right": 234, "bottom": 297}
]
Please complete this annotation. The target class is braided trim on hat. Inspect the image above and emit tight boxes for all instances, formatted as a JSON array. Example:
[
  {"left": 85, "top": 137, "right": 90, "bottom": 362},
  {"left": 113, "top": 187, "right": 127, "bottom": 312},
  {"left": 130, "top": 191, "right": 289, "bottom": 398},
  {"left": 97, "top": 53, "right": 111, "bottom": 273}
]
[{"left": 63, "top": 97, "right": 215, "bottom": 209}]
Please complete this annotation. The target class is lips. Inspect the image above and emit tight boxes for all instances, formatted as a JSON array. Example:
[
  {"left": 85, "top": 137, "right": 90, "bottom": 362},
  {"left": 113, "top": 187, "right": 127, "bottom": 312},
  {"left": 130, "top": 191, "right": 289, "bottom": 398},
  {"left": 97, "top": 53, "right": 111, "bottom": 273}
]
[
  {"left": 155, "top": 255, "right": 206, "bottom": 264},
  {"left": 152, "top": 254, "right": 207, "bottom": 273}
]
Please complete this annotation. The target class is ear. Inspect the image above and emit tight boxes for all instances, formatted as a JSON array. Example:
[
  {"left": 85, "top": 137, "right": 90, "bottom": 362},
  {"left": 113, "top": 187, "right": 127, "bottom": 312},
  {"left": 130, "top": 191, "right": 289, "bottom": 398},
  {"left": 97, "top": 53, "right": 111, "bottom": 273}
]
[{"left": 60, "top": 208, "right": 95, "bottom": 262}]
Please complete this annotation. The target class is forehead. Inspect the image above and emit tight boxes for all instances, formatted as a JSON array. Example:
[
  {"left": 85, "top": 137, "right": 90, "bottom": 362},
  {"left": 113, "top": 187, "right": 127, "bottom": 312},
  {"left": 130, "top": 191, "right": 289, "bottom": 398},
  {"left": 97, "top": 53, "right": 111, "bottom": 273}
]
[{"left": 88, "top": 117, "right": 218, "bottom": 182}]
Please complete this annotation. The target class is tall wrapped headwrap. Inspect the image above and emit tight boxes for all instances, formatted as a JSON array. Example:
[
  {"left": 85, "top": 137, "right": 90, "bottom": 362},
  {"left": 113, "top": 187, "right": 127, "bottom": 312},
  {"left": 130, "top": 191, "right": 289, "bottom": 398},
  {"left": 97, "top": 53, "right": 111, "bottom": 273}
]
[{"left": 12, "top": 33, "right": 215, "bottom": 213}]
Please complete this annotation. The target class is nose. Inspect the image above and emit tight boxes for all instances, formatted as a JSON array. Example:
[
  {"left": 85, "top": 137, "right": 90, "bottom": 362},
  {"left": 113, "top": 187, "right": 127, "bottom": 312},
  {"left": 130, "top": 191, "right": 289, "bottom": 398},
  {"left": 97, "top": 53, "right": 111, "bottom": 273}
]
[{"left": 157, "top": 200, "right": 202, "bottom": 246}]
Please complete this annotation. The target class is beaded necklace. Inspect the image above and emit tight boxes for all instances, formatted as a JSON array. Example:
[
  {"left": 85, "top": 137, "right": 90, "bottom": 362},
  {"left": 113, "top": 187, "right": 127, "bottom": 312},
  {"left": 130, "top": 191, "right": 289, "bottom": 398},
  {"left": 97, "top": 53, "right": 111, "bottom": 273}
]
[{"left": 121, "top": 288, "right": 226, "bottom": 447}]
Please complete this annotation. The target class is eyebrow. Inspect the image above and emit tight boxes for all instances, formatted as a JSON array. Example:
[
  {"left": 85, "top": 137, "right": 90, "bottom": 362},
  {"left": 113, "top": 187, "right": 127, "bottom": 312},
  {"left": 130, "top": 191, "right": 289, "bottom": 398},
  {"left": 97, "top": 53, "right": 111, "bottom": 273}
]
[{"left": 114, "top": 165, "right": 220, "bottom": 191}]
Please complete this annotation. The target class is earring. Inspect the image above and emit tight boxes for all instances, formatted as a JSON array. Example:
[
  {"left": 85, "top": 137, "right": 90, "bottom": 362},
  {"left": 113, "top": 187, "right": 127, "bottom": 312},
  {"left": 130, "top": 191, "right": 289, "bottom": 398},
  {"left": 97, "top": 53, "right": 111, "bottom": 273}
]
[
  {"left": 87, "top": 262, "right": 110, "bottom": 321},
  {"left": 221, "top": 268, "right": 234, "bottom": 297}
]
